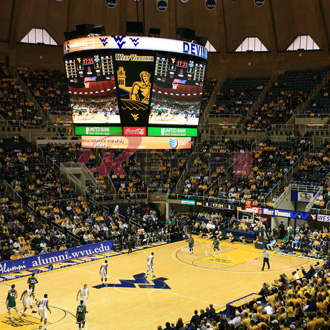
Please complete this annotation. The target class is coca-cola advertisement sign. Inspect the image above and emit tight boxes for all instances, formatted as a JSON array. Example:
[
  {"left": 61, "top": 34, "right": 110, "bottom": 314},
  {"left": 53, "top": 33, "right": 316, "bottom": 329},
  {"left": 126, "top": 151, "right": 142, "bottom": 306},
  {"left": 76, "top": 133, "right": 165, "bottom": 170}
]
[{"left": 123, "top": 127, "right": 147, "bottom": 136}]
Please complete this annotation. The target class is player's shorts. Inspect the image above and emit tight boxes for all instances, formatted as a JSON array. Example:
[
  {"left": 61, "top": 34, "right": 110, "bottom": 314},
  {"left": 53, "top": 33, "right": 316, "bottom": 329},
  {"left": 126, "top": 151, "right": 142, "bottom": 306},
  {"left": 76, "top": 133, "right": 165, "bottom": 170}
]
[
  {"left": 7, "top": 302, "right": 16, "bottom": 309},
  {"left": 38, "top": 308, "right": 47, "bottom": 319},
  {"left": 100, "top": 270, "right": 107, "bottom": 279},
  {"left": 76, "top": 314, "right": 86, "bottom": 323},
  {"left": 146, "top": 263, "right": 154, "bottom": 271},
  {"left": 23, "top": 297, "right": 33, "bottom": 308}
]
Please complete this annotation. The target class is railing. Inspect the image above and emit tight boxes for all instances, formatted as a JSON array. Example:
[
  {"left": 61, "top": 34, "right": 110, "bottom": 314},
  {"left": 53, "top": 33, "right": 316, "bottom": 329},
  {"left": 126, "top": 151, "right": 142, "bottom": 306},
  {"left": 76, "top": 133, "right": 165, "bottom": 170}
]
[
  {"left": 305, "top": 186, "right": 323, "bottom": 212},
  {"left": 3, "top": 180, "right": 23, "bottom": 206}
]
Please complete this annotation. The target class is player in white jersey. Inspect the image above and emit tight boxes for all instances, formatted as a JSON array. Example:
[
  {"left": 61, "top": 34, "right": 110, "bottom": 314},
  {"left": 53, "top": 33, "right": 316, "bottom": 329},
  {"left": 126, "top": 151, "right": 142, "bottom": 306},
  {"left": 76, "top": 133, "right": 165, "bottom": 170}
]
[
  {"left": 144, "top": 252, "right": 155, "bottom": 278},
  {"left": 99, "top": 260, "right": 108, "bottom": 286},
  {"left": 20, "top": 284, "right": 36, "bottom": 316},
  {"left": 38, "top": 294, "right": 51, "bottom": 330},
  {"left": 76, "top": 284, "right": 89, "bottom": 313}
]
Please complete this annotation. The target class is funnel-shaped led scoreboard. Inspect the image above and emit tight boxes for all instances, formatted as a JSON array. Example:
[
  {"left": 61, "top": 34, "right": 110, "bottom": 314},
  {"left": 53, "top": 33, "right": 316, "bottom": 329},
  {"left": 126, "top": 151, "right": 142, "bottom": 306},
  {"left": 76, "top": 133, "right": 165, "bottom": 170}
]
[{"left": 63, "top": 36, "right": 207, "bottom": 149}]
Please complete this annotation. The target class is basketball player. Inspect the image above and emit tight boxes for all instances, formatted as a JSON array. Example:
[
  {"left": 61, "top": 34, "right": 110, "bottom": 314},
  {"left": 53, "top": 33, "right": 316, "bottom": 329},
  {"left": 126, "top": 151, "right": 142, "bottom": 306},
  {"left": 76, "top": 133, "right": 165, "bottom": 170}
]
[
  {"left": 20, "top": 284, "right": 36, "bottom": 316},
  {"left": 76, "top": 284, "right": 89, "bottom": 312},
  {"left": 76, "top": 299, "right": 87, "bottom": 330},
  {"left": 6, "top": 284, "right": 21, "bottom": 320},
  {"left": 188, "top": 235, "right": 194, "bottom": 255},
  {"left": 212, "top": 237, "right": 222, "bottom": 257},
  {"left": 38, "top": 294, "right": 51, "bottom": 330},
  {"left": 99, "top": 260, "right": 108, "bottom": 286},
  {"left": 27, "top": 273, "right": 38, "bottom": 301},
  {"left": 145, "top": 252, "right": 155, "bottom": 278}
]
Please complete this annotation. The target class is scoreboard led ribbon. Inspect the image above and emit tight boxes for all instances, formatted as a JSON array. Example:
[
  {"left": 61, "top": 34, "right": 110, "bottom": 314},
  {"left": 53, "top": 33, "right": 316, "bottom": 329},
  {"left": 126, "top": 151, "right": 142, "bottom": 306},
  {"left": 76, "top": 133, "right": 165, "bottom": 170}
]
[{"left": 64, "top": 36, "right": 207, "bottom": 60}]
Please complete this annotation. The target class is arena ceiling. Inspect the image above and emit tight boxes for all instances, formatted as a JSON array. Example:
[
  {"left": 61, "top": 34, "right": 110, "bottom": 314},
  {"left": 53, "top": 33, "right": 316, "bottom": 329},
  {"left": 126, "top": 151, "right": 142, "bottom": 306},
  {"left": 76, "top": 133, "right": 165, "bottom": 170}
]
[{"left": 1, "top": 0, "right": 330, "bottom": 54}]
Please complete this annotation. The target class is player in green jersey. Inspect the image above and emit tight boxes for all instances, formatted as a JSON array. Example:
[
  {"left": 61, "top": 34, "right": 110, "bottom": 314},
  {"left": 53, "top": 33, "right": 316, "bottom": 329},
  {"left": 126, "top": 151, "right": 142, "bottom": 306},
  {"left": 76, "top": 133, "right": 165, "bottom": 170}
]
[
  {"left": 212, "top": 237, "right": 222, "bottom": 257},
  {"left": 6, "top": 284, "right": 21, "bottom": 320},
  {"left": 27, "top": 273, "right": 38, "bottom": 302},
  {"left": 188, "top": 235, "right": 194, "bottom": 255},
  {"left": 76, "top": 300, "right": 86, "bottom": 330}
]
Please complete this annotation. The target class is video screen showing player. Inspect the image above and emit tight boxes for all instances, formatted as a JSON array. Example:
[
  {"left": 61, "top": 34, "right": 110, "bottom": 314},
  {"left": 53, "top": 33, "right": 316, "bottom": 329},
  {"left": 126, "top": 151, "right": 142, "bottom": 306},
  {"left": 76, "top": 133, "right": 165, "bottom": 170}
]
[
  {"left": 65, "top": 52, "right": 120, "bottom": 124},
  {"left": 71, "top": 94, "right": 119, "bottom": 124},
  {"left": 149, "top": 54, "right": 206, "bottom": 126}
]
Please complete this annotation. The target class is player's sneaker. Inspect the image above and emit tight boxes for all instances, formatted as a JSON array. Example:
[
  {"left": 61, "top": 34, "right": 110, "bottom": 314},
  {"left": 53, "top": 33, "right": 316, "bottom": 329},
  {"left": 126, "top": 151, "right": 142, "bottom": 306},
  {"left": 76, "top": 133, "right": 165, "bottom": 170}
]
[
  {"left": 144, "top": 275, "right": 147, "bottom": 279},
  {"left": 39, "top": 326, "right": 42, "bottom": 329},
  {"left": 22, "top": 313, "right": 26, "bottom": 317},
  {"left": 152, "top": 275, "right": 156, "bottom": 278},
  {"left": 32, "top": 310, "right": 37, "bottom": 313}
]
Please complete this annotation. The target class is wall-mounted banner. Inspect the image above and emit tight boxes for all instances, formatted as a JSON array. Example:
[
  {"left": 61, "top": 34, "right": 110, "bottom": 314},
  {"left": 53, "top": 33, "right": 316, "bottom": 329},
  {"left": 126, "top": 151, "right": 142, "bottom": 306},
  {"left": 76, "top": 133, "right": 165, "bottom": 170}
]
[
  {"left": 291, "top": 190, "right": 316, "bottom": 203},
  {"left": 157, "top": 0, "right": 168, "bottom": 11},
  {"left": 254, "top": 0, "right": 265, "bottom": 7},
  {"left": 317, "top": 214, "right": 330, "bottom": 222},
  {"left": 180, "top": 0, "right": 190, "bottom": 3},
  {"left": 205, "top": 0, "right": 217, "bottom": 10},
  {"left": 0, "top": 241, "right": 113, "bottom": 275},
  {"left": 105, "top": 0, "right": 117, "bottom": 8}
]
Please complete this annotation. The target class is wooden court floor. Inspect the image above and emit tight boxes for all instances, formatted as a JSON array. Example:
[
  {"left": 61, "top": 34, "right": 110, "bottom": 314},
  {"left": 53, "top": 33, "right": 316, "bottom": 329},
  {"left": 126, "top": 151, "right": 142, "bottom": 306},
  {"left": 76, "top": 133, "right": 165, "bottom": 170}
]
[{"left": 0, "top": 237, "right": 315, "bottom": 330}]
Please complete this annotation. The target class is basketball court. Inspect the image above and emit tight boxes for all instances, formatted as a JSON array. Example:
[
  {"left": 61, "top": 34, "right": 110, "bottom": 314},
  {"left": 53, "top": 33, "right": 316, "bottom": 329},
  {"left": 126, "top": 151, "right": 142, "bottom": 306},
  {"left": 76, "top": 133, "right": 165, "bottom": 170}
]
[{"left": 0, "top": 237, "right": 314, "bottom": 330}]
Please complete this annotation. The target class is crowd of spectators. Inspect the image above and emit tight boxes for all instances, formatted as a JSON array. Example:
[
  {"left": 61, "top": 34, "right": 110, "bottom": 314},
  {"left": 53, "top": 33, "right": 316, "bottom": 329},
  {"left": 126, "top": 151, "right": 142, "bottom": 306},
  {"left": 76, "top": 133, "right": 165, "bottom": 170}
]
[
  {"left": 0, "top": 143, "right": 78, "bottom": 207},
  {"left": 18, "top": 67, "right": 70, "bottom": 116},
  {"left": 0, "top": 62, "right": 42, "bottom": 128},
  {"left": 246, "top": 68, "right": 329, "bottom": 131},
  {"left": 211, "top": 77, "right": 269, "bottom": 117},
  {"left": 175, "top": 139, "right": 254, "bottom": 198},
  {"left": 209, "top": 138, "right": 311, "bottom": 206},
  {"left": 302, "top": 81, "right": 330, "bottom": 118},
  {"left": 291, "top": 140, "right": 330, "bottom": 210},
  {"left": 148, "top": 149, "right": 190, "bottom": 193}
]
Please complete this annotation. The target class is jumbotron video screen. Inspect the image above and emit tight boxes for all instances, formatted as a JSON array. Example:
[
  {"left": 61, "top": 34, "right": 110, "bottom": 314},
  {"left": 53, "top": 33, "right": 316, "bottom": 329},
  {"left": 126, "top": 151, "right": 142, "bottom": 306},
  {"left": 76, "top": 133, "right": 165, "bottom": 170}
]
[{"left": 63, "top": 36, "right": 207, "bottom": 145}]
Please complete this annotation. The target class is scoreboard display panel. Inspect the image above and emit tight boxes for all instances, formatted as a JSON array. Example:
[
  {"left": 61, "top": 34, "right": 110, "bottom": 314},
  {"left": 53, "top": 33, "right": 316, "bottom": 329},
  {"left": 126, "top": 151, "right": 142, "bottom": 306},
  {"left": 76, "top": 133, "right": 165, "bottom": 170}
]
[
  {"left": 64, "top": 51, "right": 120, "bottom": 124},
  {"left": 149, "top": 53, "right": 206, "bottom": 126},
  {"left": 63, "top": 36, "right": 207, "bottom": 144}
]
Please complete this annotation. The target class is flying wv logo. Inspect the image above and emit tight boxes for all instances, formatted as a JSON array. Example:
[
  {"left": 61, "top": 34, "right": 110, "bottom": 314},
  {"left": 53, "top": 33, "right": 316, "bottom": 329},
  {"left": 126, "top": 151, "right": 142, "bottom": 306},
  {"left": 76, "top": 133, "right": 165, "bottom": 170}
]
[
  {"left": 113, "top": 36, "right": 126, "bottom": 49},
  {"left": 130, "top": 37, "right": 139, "bottom": 47},
  {"left": 99, "top": 37, "right": 109, "bottom": 47},
  {"left": 132, "top": 114, "right": 139, "bottom": 121},
  {"left": 93, "top": 273, "right": 171, "bottom": 289}
]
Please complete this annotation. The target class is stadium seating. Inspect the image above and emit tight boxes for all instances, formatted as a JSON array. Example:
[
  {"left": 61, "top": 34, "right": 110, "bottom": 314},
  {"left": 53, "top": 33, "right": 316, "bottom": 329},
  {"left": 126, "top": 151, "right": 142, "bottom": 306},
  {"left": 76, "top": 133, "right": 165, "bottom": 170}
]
[
  {"left": 18, "top": 67, "right": 70, "bottom": 116},
  {"left": 0, "top": 63, "right": 42, "bottom": 128},
  {"left": 246, "top": 67, "right": 329, "bottom": 130},
  {"left": 211, "top": 77, "right": 269, "bottom": 117}
]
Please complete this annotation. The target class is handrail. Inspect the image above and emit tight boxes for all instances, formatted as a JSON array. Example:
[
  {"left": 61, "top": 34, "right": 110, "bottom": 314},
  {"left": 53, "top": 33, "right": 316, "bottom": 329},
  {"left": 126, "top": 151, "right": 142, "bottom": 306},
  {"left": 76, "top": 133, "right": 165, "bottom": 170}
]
[
  {"left": 3, "top": 180, "right": 23, "bottom": 206},
  {"left": 305, "top": 186, "right": 323, "bottom": 212}
]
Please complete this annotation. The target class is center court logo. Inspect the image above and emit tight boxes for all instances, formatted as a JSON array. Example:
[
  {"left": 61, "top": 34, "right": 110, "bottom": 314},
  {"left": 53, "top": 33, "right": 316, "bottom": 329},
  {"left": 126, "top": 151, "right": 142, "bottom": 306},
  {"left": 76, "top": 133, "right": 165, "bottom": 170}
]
[{"left": 93, "top": 273, "right": 171, "bottom": 290}]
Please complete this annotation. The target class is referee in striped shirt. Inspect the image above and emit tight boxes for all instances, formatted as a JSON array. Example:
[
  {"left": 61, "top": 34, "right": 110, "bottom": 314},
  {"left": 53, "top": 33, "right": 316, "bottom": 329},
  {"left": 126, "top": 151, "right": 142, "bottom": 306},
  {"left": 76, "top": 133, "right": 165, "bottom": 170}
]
[{"left": 262, "top": 248, "right": 270, "bottom": 271}]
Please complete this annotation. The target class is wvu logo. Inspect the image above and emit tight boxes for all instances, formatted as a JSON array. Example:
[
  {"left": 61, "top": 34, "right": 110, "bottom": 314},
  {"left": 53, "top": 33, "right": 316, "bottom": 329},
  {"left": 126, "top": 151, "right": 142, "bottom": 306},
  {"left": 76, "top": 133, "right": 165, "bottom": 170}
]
[
  {"left": 99, "top": 37, "right": 109, "bottom": 47},
  {"left": 132, "top": 114, "right": 139, "bottom": 121},
  {"left": 171, "top": 58, "right": 176, "bottom": 64},
  {"left": 113, "top": 36, "right": 126, "bottom": 49},
  {"left": 77, "top": 58, "right": 81, "bottom": 63},
  {"left": 1, "top": 315, "right": 39, "bottom": 327},
  {"left": 130, "top": 37, "right": 140, "bottom": 47},
  {"left": 93, "top": 273, "right": 171, "bottom": 289}
]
